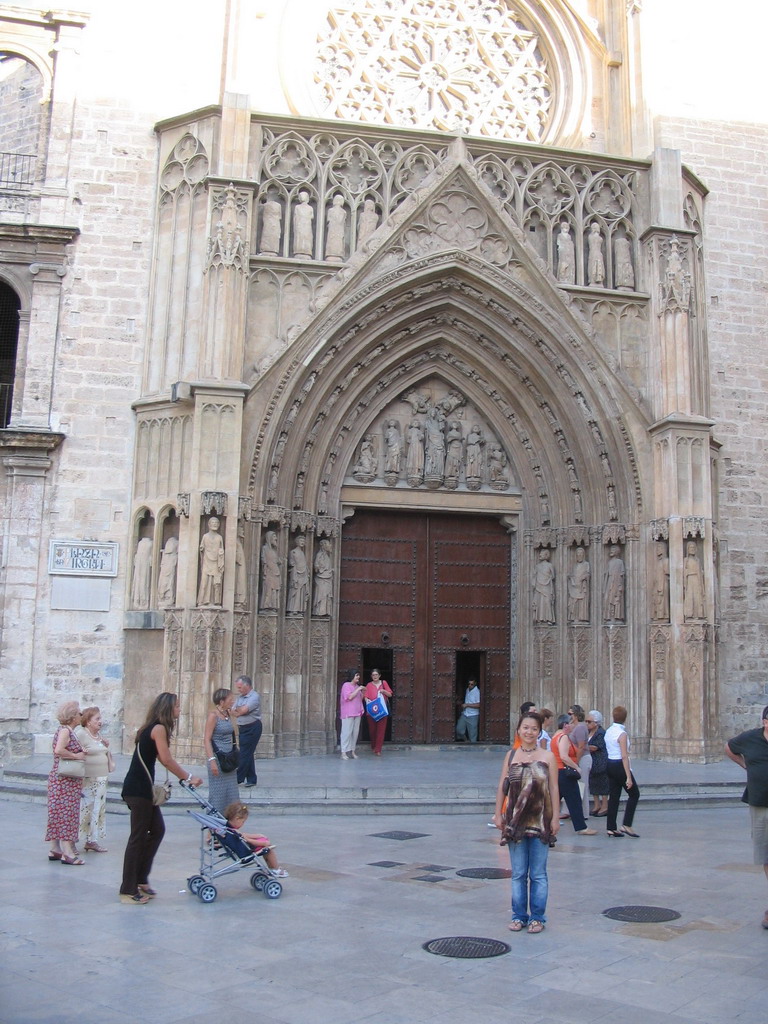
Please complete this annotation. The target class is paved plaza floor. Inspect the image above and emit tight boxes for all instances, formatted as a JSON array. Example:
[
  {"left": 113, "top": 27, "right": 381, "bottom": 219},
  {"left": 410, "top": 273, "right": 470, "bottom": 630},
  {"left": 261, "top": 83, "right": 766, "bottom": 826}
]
[{"left": 1, "top": 780, "right": 765, "bottom": 1024}]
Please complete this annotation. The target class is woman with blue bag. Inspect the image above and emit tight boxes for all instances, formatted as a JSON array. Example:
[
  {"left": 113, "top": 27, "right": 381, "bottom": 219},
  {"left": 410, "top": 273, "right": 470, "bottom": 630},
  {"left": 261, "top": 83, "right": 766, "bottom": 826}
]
[{"left": 365, "top": 668, "right": 392, "bottom": 756}]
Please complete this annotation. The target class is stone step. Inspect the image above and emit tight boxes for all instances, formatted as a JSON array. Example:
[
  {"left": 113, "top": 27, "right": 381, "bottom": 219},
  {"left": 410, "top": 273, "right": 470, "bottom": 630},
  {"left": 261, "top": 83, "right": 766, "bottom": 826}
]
[{"left": 0, "top": 769, "right": 743, "bottom": 816}]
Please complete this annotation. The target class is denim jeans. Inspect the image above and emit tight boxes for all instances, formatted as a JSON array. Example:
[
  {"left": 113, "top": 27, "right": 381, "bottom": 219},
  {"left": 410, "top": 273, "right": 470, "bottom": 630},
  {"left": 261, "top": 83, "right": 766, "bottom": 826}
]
[{"left": 507, "top": 836, "right": 549, "bottom": 924}]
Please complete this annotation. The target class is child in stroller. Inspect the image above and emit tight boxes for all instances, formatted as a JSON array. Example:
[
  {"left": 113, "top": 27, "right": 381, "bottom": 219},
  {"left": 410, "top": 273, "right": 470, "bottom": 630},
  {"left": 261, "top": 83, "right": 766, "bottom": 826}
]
[{"left": 223, "top": 802, "right": 289, "bottom": 877}]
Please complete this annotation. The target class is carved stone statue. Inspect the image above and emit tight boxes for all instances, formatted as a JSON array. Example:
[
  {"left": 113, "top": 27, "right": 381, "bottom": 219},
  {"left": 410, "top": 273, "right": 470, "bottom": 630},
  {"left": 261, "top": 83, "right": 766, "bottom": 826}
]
[
  {"left": 556, "top": 220, "right": 575, "bottom": 285},
  {"left": 567, "top": 546, "right": 590, "bottom": 622},
  {"left": 683, "top": 540, "right": 705, "bottom": 620},
  {"left": 487, "top": 442, "right": 509, "bottom": 489},
  {"left": 131, "top": 535, "right": 153, "bottom": 609},
  {"left": 652, "top": 540, "right": 670, "bottom": 621},
  {"left": 614, "top": 234, "right": 635, "bottom": 290},
  {"left": 532, "top": 548, "right": 555, "bottom": 624},
  {"left": 444, "top": 420, "right": 463, "bottom": 488},
  {"left": 406, "top": 419, "right": 425, "bottom": 487},
  {"left": 424, "top": 405, "right": 446, "bottom": 485},
  {"left": 324, "top": 194, "right": 347, "bottom": 262},
  {"left": 357, "top": 198, "right": 379, "bottom": 248},
  {"left": 465, "top": 424, "right": 484, "bottom": 487},
  {"left": 384, "top": 419, "right": 402, "bottom": 478},
  {"left": 259, "top": 197, "right": 282, "bottom": 255},
  {"left": 587, "top": 222, "right": 605, "bottom": 287},
  {"left": 292, "top": 191, "right": 314, "bottom": 258},
  {"left": 197, "top": 516, "right": 225, "bottom": 606},
  {"left": 259, "top": 529, "right": 281, "bottom": 611},
  {"left": 603, "top": 544, "right": 625, "bottom": 622},
  {"left": 286, "top": 534, "right": 309, "bottom": 614},
  {"left": 312, "top": 538, "right": 333, "bottom": 616},
  {"left": 156, "top": 535, "right": 178, "bottom": 609},
  {"left": 234, "top": 529, "right": 248, "bottom": 608},
  {"left": 353, "top": 434, "right": 376, "bottom": 482}
]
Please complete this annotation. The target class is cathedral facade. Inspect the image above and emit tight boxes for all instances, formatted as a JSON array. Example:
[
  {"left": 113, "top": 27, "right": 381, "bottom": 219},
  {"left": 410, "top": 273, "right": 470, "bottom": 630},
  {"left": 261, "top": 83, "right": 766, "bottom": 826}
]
[{"left": 0, "top": 0, "right": 765, "bottom": 760}]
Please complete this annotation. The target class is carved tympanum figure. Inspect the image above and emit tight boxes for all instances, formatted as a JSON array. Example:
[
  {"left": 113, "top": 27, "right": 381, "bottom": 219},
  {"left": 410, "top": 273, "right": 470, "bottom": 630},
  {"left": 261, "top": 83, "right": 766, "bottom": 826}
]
[
  {"left": 131, "top": 536, "right": 153, "bottom": 609},
  {"left": 488, "top": 442, "right": 509, "bottom": 489},
  {"left": 652, "top": 541, "right": 670, "bottom": 621},
  {"left": 286, "top": 535, "right": 309, "bottom": 614},
  {"left": 406, "top": 419, "right": 425, "bottom": 486},
  {"left": 259, "top": 530, "right": 281, "bottom": 611},
  {"left": 603, "top": 544, "right": 625, "bottom": 622},
  {"left": 587, "top": 222, "right": 605, "bottom": 287},
  {"left": 197, "top": 516, "right": 225, "bottom": 606},
  {"left": 556, "top": 220, "right": 575, "bottom": 285},
  {"left": 424, "top": 405, "right": 446, "bottom": 482},
  {"left": 567, "top": 546, "right": 590, "bottom": 623},
  {"left": 293, "top": 191, "right": 314, "bottom": 258},
  {"left": 353, "top": 435, "right": 376, "bottom": 481},
  {"left": 465, "top": 424, "right": 484, "bottom": 482},
  {"left": 384, "top": 419, "right": 402, "bottom": 477},
  {"left": 532, "top": 548, "right": 556, "bottom": 624},
  {"left": 312, "top": 538, "right": 333, "bottom": 616},
  {"left": 325, "top": 194, "right": 346, "bottom": 261},
  {"left": 683, "top": 540, "right": 705, "bottom": 620},
  {"left": 234, "top": 529, "right": 248, "bottom": 608},
  {"left": 156, "top": 535, "right": 178, "bottom": 609},
  {"left": 444, "top": 420, "right": 463, "bottom": 487}
]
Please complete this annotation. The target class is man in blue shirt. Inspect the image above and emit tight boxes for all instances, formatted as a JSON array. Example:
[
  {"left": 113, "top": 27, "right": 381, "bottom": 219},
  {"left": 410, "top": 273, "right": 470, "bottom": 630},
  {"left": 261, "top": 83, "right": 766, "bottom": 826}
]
[{"left": 726, "top": 705, "right": 768, "bottom": 930}]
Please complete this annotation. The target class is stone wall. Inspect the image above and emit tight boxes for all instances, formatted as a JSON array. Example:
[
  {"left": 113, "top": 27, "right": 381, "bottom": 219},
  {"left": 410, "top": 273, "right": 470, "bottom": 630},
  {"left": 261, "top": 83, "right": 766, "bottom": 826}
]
[
  {"left": 655, "top": 116, "right": 768, "bottom": 736},
  {"left": 0, "top": 58, "right": 42, "bottom": 156}
]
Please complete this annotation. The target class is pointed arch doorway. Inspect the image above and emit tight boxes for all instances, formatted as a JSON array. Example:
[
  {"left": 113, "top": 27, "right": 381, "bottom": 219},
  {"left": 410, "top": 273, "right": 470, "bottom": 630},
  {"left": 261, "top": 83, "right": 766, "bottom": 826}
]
[{"left": 338, "top": 508, "right": 512, "bottom": 745}]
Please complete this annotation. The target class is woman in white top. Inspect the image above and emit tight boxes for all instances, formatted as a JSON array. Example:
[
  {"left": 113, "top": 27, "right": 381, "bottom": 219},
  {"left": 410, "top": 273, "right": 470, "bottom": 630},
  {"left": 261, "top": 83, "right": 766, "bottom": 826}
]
[
  {"left": 75, "top": 706, "right": 112, "bottom": 853},
  {"left": 604, "top": 705, "right": 640, "bottom": 838}
]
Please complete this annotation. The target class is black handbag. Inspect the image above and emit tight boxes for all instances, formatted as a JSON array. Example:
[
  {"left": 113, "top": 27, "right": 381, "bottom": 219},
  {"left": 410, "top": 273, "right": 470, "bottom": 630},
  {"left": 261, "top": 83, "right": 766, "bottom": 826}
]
[{"left": 213, "top": 741, "right": 239, "bottom": 773}]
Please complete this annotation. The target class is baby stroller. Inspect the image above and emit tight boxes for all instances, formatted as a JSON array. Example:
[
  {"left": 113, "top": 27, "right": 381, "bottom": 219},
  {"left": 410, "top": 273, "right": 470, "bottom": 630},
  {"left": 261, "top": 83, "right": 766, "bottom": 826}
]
[{"left": 181, "top": 780, "right": 283, "bottom": 903}]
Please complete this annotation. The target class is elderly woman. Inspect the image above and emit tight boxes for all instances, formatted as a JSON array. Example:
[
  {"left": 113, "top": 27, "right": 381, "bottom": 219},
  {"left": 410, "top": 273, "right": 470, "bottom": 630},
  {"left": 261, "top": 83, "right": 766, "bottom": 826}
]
[
  {"left": 587, "top": 710, "right": 609, "bottom": 817},
  {"left": 204, "top": 688, "right": 239, "bottom": 813},
  {"left": 46, "top": 700, "right": 86, "bottom": 864},
  {"left": 75, "top": 706, "right": 112, "bottom": 853},
  {"left": 120, "top": 693, "right": 202, "bottom": 904}
]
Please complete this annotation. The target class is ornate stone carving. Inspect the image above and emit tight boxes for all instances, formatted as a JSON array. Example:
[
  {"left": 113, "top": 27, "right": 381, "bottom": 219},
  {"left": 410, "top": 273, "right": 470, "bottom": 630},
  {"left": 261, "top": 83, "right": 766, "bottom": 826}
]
[
  {"left": 206, "top": 183, "right": 250, "bottom": 273},
  {"left": 652, "top": 540, "right": 670, "bottom": 622},
  {"left": 259, "top": 196, "right": 283, "bottom": 256},
  {"left": 613, "top": 234, "right": 635, "bottom": 290},
  {"left": 259, "top": 529, "right": 281, "bottom": 611},
  {"left": 313, "top": 0, "right": 553, "bottom": 142},
  {"left": 286, "top": 534, "right": 309, "bottom": 614},
  {"left": 130, "top": 535, "right": 153, "bottom": 610},
  {"left": 292, "top": 191, "right": 315, "bottom": 258},
  {"left": 556, "top": 220, "right": 575, "bottom": 284},
  {"left": 657, "top": 235, "right": 691, "bottom": 314},
  {"left": 532, "top": 548, "right": 556, "bottom": 624},
  {"left": 324, "top": 194, "right": 347, "bottom": 262},
  {"left": 160, "top": 134, "right": 209, "bottom": 196},
  {"left": 587, "top": 221, "right": 605, "bottom": 287},
  {"left": 157, "top": 536, "right": 179, "bottom": 609},
  {"left": 683, "top": 539, "right": 705, "bottom": 621},
  {"left": 201, "top": 491, "right": 227, "bottom": 517},
  {"left": 197, "top": 516, "right": 225, "bottom": 606},
  {"left": 234, "top": 526, "right": 248, "bottom": 608},
  {"left": 603, "top": 544, "right": 625, "bottom": 622},
  {"left": 567, "top": 546, "right": 590, "bottom": 623},
  {"left": 177, "top": 492, "right": 190, "bottom": 517},
  {"left": 312, "top": 538, "right": 334, "bottom": 617}
]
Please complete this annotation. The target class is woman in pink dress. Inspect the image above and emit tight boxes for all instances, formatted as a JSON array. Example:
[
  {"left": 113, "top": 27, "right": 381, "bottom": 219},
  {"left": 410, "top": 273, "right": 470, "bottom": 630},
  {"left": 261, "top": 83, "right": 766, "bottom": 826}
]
[
  {"left": 365, "top": 668, "right": 393, "bottom": 756},
  {"left": 46, "top": 700, "right": 87, "bottom": 864}
]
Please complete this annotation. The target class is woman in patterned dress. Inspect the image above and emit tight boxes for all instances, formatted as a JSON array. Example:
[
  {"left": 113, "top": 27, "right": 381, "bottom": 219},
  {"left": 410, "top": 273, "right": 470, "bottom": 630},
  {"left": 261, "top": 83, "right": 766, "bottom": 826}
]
[
  {"left": 46, "top": 700, "right": 86, "bottom": 864},
  {"left": 204, "top": 688, "right": 239, "bottom": 814}
]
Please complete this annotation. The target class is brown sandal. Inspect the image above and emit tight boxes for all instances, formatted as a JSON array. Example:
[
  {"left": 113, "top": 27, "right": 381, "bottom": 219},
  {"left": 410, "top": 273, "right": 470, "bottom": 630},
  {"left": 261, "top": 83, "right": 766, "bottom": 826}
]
[
  {"left": 508, "top": 920, "right": 524, "bottom": 932},
  {"left": 527, "top": 920, "right": 545, "bottom": 934}
]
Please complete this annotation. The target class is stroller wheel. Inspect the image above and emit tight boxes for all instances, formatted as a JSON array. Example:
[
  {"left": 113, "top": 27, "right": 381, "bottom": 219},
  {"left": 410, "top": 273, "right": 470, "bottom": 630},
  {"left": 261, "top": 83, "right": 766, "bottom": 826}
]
[
  {"left": 198, "top": 883, "right": 217, "bottom": 903},
  {"left": 250, "top": 871, "right": 269, "bottom": 891},
  {"left": 187, "top": 875, "right": 205, "bottom": 895},
  {"left": 263, "top": 879, "right": 282, "bottom": 899}
]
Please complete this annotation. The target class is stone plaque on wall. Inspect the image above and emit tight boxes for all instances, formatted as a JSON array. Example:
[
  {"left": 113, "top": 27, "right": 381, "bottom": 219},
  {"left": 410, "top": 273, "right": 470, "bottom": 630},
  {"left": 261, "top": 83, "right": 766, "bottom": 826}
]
[{"left": 48, "top": 540, "right": 119, "bottom": 576}]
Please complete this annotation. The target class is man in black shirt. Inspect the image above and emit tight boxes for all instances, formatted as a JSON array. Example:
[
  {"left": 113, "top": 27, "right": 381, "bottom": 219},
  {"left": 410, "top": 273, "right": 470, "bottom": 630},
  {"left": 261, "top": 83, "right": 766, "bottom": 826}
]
[{"left": 725, "top": 705, "right": 768, "bottom": 929}]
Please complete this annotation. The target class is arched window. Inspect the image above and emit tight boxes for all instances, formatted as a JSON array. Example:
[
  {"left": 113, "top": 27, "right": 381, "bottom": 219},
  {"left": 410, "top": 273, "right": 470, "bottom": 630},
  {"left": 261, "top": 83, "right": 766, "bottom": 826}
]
[
  {"left": 0, "top": 280, "right": 19, "bottom": 426},
  {"left": 0, "top": 54, "right": 44, "bottom": 187}
]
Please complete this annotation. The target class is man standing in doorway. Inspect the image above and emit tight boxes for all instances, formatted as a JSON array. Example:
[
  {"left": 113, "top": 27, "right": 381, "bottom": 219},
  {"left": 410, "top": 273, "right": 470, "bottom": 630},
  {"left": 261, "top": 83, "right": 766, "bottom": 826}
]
[
  {"left": 725, "top": 705, "right": 768, "bottom": 929},
  {"left": 232, "top": 675, "right": 262, "bottom": 787},
  {"left": 456, "top": 679, "right": 481, "bottom": 743}
]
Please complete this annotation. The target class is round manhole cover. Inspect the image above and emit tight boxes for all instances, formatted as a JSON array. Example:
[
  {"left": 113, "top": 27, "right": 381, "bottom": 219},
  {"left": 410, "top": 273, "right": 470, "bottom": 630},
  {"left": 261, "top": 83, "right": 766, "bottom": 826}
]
[
  {"left": 422, "top": 936, "right": 510, "bottom": 958},
  {"left": 603, "top": 905, "right": 681, "bottom": 923},
  {"left": 456, "top": 867, "right": 511, "bottom": 879}
]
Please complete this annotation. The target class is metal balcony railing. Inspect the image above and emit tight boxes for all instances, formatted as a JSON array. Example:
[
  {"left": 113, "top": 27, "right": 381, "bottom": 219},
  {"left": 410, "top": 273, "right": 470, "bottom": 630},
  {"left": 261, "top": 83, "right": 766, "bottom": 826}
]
[{"left": 0, "top": 152, "right": 36, "bottom": 189}]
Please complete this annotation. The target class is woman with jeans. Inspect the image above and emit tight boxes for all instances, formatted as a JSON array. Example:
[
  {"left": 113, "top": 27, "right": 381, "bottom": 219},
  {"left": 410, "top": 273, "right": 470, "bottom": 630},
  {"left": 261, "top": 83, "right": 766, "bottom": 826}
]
[
  {"left": 119, "top": 693, "right": 202, "bottom": 904},
  {"left": 493, "top": 712, "right": 559, "bottom": 933},
  {"left": 605, "top": 705, "right": 640, "bottom": 837}
]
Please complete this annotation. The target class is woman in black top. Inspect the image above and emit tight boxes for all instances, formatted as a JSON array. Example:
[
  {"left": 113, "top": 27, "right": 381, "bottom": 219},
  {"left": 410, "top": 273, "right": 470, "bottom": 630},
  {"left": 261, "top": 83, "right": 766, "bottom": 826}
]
[{"left": 119, "top": 693, "right": 202, "bottom": 905}]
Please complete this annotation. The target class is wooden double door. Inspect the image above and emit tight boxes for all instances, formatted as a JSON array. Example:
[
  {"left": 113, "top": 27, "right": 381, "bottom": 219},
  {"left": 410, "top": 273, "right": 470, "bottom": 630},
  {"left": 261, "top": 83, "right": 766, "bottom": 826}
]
[{"left": 338, "top": 509, "right": 511, "bottom": 743}]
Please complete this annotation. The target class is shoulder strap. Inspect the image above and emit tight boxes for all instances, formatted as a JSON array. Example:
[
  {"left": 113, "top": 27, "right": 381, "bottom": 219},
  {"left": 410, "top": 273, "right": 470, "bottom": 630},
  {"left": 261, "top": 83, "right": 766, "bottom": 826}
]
[{"left": 136, "top": 726, "right": 169, "bottom": 785}]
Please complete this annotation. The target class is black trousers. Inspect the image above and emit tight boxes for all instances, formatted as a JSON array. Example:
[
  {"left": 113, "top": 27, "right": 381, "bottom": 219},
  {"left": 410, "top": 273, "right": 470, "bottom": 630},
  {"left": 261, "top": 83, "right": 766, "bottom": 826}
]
[
  {"left": 606, "top": 760, "right": 640, "bottom": 830},
  {"left": 121, "top": 796, "right": 165, "bottom": 894},
  {"left": 237, "top": 720, "right": 263, "bottom": 784}
]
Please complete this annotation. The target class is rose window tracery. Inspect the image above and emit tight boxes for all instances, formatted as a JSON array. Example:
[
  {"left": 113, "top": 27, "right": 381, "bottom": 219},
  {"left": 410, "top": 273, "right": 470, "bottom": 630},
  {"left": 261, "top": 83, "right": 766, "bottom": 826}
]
[{"left": 313, "top": 0, "right": 553, "bottom": 142}]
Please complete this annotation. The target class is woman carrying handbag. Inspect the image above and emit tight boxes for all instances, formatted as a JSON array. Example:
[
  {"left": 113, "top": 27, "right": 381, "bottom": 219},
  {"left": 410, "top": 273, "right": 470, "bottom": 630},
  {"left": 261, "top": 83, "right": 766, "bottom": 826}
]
[
  {"left": 203, "top": 688, "right": 240, "bottom": 814},
  {"left": 46, "top": 700, "right": 86, "bottom": 864},
  {"left": 365, "top": 668, "right": 393, "bottom": 756}
]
